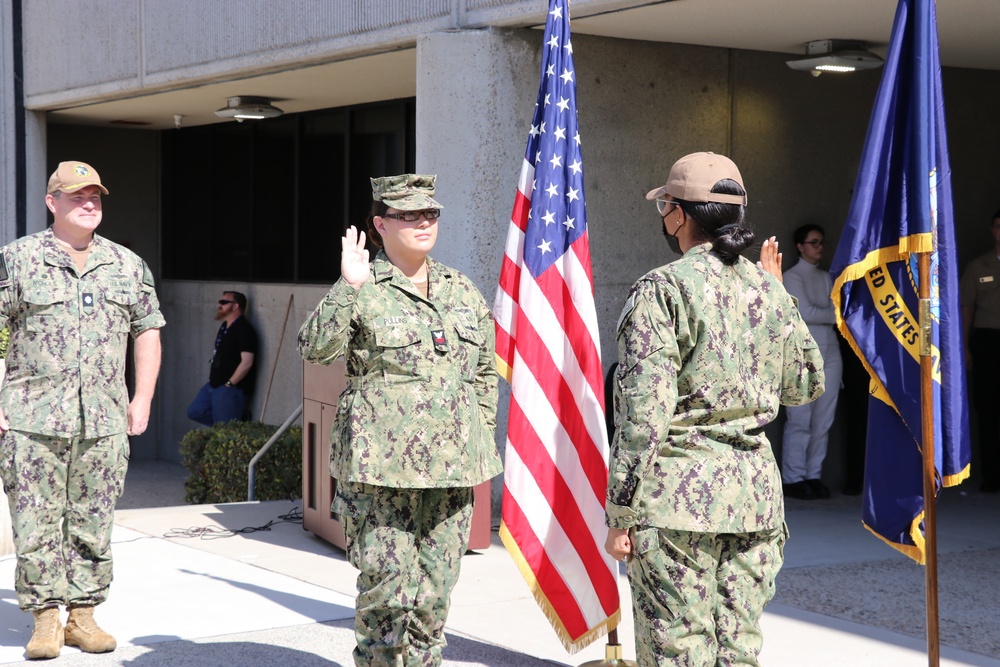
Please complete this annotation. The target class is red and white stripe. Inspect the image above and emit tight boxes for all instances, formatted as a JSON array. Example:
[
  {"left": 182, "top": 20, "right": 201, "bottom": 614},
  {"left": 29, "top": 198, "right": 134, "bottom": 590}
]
[{"left": 494, "top": 157, "right": 620, "bottom": 653}]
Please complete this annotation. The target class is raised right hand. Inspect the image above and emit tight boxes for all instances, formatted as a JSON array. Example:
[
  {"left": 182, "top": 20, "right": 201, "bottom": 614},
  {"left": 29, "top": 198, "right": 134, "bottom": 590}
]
[
  {"left": 756, "top": 236, "right": 784, "bottom": 284},
  {"left": 341, "top": 225, "right": 370, "bottom": 290}
]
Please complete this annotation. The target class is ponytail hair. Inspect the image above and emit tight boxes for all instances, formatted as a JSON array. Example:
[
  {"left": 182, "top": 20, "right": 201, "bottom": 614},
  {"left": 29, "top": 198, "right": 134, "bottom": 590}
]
[{"left": 677, "top": 179, "right": 754, "bottom": 265}]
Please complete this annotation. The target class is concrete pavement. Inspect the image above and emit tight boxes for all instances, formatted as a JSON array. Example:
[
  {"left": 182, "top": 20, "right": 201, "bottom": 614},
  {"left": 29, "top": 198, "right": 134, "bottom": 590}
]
[{"left": 0, "top": 461, "right": 996, "bottom": 666}]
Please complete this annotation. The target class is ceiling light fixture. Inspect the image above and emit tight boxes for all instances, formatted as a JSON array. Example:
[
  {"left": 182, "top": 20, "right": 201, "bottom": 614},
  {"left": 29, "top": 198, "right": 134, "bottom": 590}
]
[
  {"left": 786, "top": 40, "right": 884, "bottom": 76},
  {"left": 214, "top": 96, "right": 284, "bottom": 122}
]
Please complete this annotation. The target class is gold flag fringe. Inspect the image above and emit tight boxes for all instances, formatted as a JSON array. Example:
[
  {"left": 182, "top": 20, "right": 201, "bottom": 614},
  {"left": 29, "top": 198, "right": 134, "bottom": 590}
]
[
  {"left": 495, "top": 353, "right": 513, "bottom": 384},
  {"left": 863, "top": 513, "right": 927, "bottom": 565},
  {"left": 835, "top": 234, "right": 968, "bottom": 567},
  {"left": 941, "top": 465, "right": 970, "bottom": 488},
  {"left": 500, "top": 521, "right": 622, "bottom": 655}
]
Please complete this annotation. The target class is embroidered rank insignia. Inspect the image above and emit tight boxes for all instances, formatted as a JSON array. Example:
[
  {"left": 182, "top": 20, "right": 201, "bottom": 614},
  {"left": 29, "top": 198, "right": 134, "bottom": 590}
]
[
  {"left": 431, "top": 329, "right": 449, "bottom": 352},
  {"left": 83, "top": 292, "right": 94, "bottom": 308}
]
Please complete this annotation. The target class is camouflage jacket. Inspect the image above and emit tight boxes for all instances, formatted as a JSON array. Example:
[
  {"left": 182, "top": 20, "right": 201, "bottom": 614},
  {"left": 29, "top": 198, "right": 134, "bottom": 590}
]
[
  {"left": 606, "top": 243, "right": 824, "bottom": 533},
  {"left": 297, "top": 251, "right": 501, "bottom": 488},
  {"left": 0, "top": 228, "right": 165, "bottom": 438}
]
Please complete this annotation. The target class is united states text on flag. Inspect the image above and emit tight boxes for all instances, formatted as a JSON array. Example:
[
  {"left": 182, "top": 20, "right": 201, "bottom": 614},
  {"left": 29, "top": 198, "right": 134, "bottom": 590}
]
[
  {"left": 830, "top": 0, "right": 970, "bottom": 564},
  {"left": 493, "top": 0, "right": 620, "bottom": 652}
]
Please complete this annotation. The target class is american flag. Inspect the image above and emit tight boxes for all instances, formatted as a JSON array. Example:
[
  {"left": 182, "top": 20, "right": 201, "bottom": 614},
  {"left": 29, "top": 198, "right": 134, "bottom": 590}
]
[{"left": 493, "top": 0, "right": 620, "bottom": 653}]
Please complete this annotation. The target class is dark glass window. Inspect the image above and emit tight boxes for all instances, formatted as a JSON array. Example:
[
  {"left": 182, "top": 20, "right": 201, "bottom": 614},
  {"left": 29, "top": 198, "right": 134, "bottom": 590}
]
[{"left": 162, "top": 99, "right": 415, "bottom": 283}]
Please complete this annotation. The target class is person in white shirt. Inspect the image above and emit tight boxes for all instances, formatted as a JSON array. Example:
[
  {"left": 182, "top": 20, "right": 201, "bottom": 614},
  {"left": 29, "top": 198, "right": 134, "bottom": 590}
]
[{"left": 781, "top": 225, "right": 842, "bottom": 500}]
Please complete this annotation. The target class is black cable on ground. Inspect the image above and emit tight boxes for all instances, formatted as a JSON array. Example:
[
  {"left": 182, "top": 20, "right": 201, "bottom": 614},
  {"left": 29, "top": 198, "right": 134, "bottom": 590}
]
[{"left": 164, "top": 505, "right": 302, "bottom": 540}]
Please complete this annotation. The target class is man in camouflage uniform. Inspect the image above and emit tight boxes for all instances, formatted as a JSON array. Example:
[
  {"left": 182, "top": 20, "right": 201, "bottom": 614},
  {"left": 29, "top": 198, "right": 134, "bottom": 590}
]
[
  {"left": 0, "top": 161, "right": 164, "bottom": 660},
  {"left": 604, "top": 153, "right": 824, "bottom": 666},
  {"left": 298, "top": 174, "right": 501, "bottom": 666}
]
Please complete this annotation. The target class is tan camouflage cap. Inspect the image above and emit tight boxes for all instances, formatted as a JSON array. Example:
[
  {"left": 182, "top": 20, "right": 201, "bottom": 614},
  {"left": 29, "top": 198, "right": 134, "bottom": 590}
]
[
  {"left": 371, "top": 173, "right": 444, "bottom": 211},
  {"left": 47, "top": 161, "right": 109, "bottom": 195}
]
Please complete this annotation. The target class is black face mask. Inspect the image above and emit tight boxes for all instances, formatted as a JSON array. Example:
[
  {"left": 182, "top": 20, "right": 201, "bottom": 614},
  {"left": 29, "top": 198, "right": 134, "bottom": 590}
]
[{"left": 662, "top": 219, "right": 682, "bottom": 255}]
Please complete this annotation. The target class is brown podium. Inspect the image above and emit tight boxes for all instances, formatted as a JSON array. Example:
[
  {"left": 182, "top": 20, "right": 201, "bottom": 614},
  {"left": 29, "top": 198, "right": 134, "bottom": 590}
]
[{"left": 302, "top": 360, "right": 492, "bottom": 550}]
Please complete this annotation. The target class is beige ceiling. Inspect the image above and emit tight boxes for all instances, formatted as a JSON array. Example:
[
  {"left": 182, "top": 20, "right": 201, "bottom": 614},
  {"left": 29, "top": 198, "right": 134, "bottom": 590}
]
[
  {"left": 47, "top": 0, "right": 1000, "bottom": 131},
  {"left": 47, "top": 49, "right": 420, "bottom": 131},
  {"left": 572, "top": 0, "right": 998, "bottom": 71}
]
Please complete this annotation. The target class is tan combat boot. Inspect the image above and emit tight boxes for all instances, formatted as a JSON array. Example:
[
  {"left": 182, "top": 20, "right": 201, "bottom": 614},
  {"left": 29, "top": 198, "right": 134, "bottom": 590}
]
[
  {"left": 25, "top": 607, "right": 63, "bottom": 660},
  {"left": 64, "top": 605, "right": 116, "bottom": 653}
]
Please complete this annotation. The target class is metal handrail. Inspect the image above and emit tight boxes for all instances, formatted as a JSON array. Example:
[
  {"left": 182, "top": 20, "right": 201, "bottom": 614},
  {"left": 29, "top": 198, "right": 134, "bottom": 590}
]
[{"left": 247, "top": 404, "right": 303, "bottom": 501}]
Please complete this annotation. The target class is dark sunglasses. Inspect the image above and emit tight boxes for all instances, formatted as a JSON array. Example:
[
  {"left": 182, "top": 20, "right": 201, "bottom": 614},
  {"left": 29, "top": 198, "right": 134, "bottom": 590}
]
[
  {"left": 218, "top": 299, "right": 236, "bottom": 305},
  {"left": 382, "top": 209, "right": 442, "bottom": 222}
]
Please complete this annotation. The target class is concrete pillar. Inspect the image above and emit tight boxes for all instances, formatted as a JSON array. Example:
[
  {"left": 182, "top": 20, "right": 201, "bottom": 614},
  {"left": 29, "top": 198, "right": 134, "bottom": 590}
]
[
  {"left": 0, "top": 1, "right": 46, "bottom": 242},
  {"left": 415, "top": 28, "right": 538, "bottom": 295},
  {"left": 24, "top": 110, "right": 47, "bottom": 235},
  {"left": 0, "top": 0, "right": 17, "bottom": 246},
  {"left": 0, "top": 0, "right": 15, "bottom": 555},
  {"left": 415, "top": 28, "right": 541, "bottom": 516}
]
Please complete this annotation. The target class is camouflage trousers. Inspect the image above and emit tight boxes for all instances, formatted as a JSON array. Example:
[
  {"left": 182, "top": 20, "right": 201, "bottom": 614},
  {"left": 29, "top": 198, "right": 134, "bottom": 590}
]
[
  {"left": 0, "top": 429, "right": 128, "bottom": 611},
  {"left": 627, "top": 524, "right": 786, "bottom": 667},
  {"left": 335, "top": 482, "right": 474, "bottom": 667}
]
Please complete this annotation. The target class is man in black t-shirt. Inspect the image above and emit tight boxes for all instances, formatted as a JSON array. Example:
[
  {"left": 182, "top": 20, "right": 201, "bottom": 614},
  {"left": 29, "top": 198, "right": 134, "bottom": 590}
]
[{"left": 186, "top": 291, "right": 258, "bottom": 425}]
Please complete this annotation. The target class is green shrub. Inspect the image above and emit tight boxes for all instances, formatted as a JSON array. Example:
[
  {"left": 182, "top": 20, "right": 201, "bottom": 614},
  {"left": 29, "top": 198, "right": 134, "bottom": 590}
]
[{"left": 180, "top": 421, "right": 302, "bottom": 504}]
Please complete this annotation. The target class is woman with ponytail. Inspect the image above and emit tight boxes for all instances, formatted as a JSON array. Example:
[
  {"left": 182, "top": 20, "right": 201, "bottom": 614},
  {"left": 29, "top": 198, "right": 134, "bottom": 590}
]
[{"left": 604, "top": 152, "right": 825, "bottom": 666}]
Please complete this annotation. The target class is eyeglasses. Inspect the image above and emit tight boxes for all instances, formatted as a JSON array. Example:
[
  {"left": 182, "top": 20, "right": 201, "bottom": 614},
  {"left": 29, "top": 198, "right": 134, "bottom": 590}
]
[
  {"left": 382, "top": 209, "right": 442, "bottom": 222},
  {"left": 218, "top": 299, "right": 235, "bottom": 305},
  {"left": 655, "top": 198, "right": 680, "bottom": 216},
  {"left": 801, "top": 239, "right": 825, "bottom": 247}
]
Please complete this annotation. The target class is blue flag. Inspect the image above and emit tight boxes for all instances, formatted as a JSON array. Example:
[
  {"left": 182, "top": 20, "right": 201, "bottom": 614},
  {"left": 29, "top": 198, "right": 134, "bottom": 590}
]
[{"left": 830, "top": 0, "right": 970, "bottom": 565}]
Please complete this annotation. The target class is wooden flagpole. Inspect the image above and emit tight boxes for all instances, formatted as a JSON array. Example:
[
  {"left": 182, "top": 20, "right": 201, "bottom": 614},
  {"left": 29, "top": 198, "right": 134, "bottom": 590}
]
[{"left": 917, "top": 252, "right": 940, "bottom": 667}]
